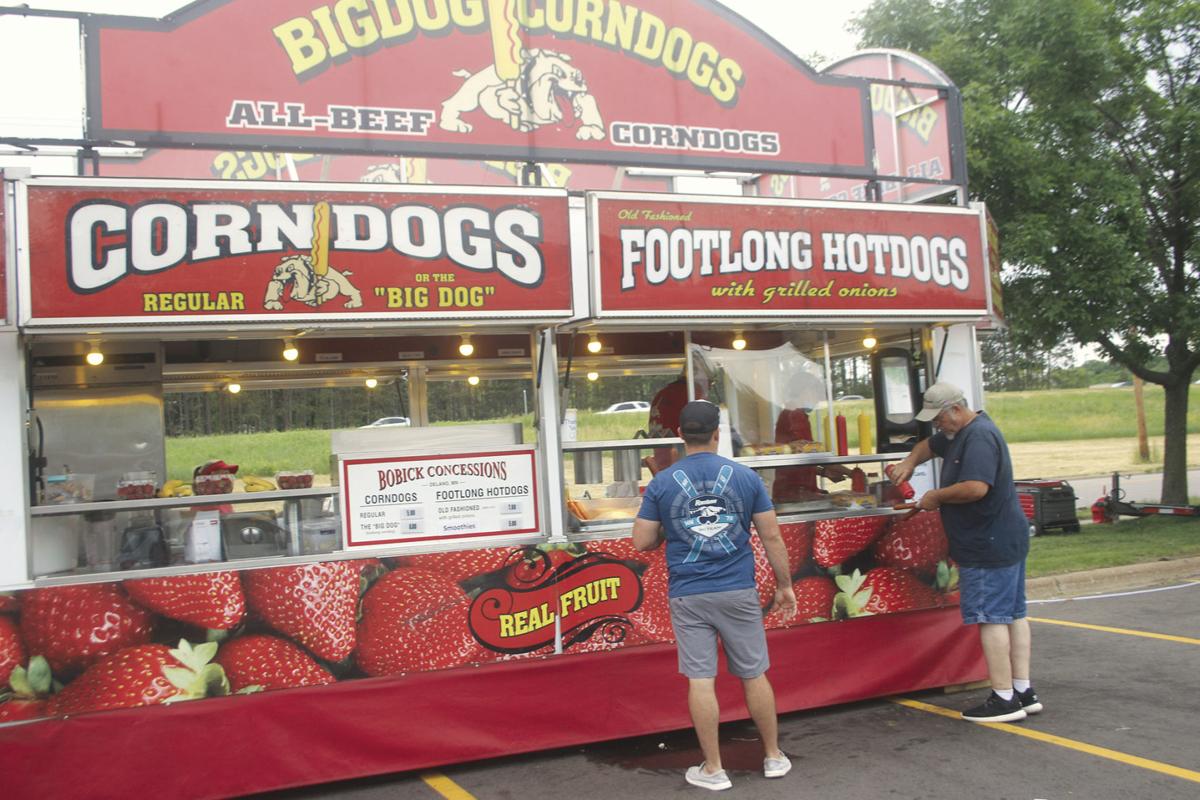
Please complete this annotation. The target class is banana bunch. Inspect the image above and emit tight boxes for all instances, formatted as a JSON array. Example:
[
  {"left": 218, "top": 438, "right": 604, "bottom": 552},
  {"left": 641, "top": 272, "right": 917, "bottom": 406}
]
[
  {"left": 159, "top": 479, "right": 194, "bottom": 498},
  {"left": 242, "top": 475, "right": 277, "bottom": 493}
]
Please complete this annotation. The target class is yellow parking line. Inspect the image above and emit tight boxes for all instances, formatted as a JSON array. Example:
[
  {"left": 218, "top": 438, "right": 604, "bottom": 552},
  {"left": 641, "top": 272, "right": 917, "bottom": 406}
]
[
  {"left": 421, "top": 772, "right": 477, "bottom": 799},
  {"left": 1028, "top": 617, "right": 1200, "bottom": 645},
  {"left": 891, "top": 698, "right": 1200, "bottom": 784}
]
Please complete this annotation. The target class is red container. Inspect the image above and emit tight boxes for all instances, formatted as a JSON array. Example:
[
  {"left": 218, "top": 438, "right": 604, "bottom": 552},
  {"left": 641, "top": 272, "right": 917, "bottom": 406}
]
[{"left": 835, "top": 415, "right": 848, "bottom": 456}]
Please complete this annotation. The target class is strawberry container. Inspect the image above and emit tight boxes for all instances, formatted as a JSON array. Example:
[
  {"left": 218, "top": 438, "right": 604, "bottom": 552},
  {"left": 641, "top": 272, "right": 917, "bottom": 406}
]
[
  {"left": 275, "top": 470, "right": 314, "bottom": 490},
  {"left": 193, "top": 473, "right": 234, "bottom": 496},
  {"left": 116, "top": 472, "right": 158, "bottom": 501}
]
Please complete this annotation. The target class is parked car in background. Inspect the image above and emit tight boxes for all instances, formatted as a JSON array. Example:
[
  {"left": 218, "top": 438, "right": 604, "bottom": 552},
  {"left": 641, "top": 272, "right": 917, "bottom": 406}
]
[
  {"left": 836, "top": 394, "right": 866, "bottom": 401},
  {"left": 598, "top": 401, "right": 650, "bottom": 414},
  {"left": 360, "top": 416, "right": 411, "bottom": 428}
]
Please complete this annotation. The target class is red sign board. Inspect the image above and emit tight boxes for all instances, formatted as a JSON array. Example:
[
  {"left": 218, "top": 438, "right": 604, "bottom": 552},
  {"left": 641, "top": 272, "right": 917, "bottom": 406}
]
[
  {"left": 761, "top": 50, "right": 961, "bottom": 204},
  {"left": 19, "top": 179, "right": 572, "bottom": 326},
  {"left": 84, "top": 0, "right": 872, "bottom": 176},
  {"left": 589, "top": 192, "right": 990, "bottom": 320}
]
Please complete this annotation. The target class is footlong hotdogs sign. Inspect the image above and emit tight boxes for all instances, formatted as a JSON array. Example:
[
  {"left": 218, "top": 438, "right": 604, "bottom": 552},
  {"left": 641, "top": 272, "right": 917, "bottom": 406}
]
[
  {"left": 17, "top": 179, "right": 571, "bottom": 325},
  {"left": 588, "top": 192, "right": 993, "bottom": 319},
  {"left": 81, "top": 0, "right": 872, "bottom": 175}
]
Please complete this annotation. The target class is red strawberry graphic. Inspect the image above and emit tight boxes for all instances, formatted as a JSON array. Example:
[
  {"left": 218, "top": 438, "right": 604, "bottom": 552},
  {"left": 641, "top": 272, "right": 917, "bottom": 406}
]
[
  {"left": 214, "top": 634, "right": 336, "bottom": 693},
  {"left": 507, "top": 543, "right": 585, "bottom": 586},
  {"left": 563, "top": 624, "right": 650, "bottom": 654},
  {"left": 751, "top": 535, "right": 777, "bottom": 608},
  {"left": 20, "top": 584, "right": 155, "bottom": 674},
  {"left": 243, "top": 563, "right": 360, "bottom": 662},
  {"left": 627, "top": 554, "right": 673, "bottom": 642},
  {"left": 356, "top": 568, "right": 484, "bottom": 676},
  {"left": 0, "top": 655, "right": 53, "bottom": 723},
  {"left": 836, "top": 568, "right": 943, "bottom": 616},
  {"left": 406, "top": 547, "right": 514, "bottom": 586},
  {"left": 48, "top": 640, "right": 228, "bottom": 716},
  {"left": 0, "top": 593, "right": 17, "bottom": 613},
  {"left": 124, "top": 571, "right": 246, "bottom": 630},
  {"left": 812, "top": 516, "right": 889, "bottom": 568},
  {"left": 871, "top": 513, "right": 949, "bottom": 575},
  {"left": 0, "top": 615, "right": 25, "bottom": 687},
  {"left": 766, "top": 575, "right": 838, "bottom": 627},
  {"left": 588, "top": 537, "right": 649, "bottom": 565},
  {"left": 779, "top": 521, "right": 815, "bottom": 567}
]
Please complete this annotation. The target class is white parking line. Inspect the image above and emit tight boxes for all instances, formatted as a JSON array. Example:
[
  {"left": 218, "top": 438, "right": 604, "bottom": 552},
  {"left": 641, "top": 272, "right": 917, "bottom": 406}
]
[{"left": 1028, "top": 581, "right": 1200, "bottom": 604}]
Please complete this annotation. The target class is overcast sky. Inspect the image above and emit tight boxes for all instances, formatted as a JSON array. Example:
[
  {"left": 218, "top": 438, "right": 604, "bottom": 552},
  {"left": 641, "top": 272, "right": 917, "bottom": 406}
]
[{"left": 0, "top": 0, "right": 874, "bottom": 139}]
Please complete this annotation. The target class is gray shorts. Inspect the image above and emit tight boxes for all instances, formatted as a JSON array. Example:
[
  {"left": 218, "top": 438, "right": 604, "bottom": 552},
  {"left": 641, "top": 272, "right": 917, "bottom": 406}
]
[{"left": 669, "top": 587, "right": 769, "bottom": 679}]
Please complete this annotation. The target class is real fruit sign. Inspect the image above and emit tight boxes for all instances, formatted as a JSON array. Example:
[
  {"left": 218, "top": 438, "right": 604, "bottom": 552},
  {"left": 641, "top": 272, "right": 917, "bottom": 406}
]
[
  {"left": 82, "top": 0, "right": 872, "bottom": 176},
  {"left": 589, "top": 192, "right": 992, "bottom": 319},
  {"left": 340, "top": 447, "right": 540, "bottom": 547},
  {"left": 18, "top": 179, "right": 571, "bottom": 326}
]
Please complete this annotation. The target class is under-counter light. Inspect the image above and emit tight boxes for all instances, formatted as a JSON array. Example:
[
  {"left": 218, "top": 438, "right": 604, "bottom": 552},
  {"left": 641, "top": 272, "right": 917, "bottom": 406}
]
[
  {"left": 226, "top": 382, "right": 242, "bottom": 394},
  {"left": 282, "top": 339, "right": 299, "bottom": 361},
  {"left": 862, "top": 335, "right": 878, "bottom": 350},
  {"left": 586, "top": 371, "right": 599, "bottom": 381},
  {"left": 587, "top": 334, "right": 602, "bottom": 354},
  {"left": 364, "top": 377, "right": 378, "bottom": 389},
  {"left": 85, "top": 343, "right": 104, "bottom": 366},
  {"left": 458, "top": 335, "right": 475, "bottom": 357},
  {"left": 467, "top": 375, "right": 480, "bottom": 386},
  {"left": 731, "top": 332, "right": 747, "bottom": 351}
]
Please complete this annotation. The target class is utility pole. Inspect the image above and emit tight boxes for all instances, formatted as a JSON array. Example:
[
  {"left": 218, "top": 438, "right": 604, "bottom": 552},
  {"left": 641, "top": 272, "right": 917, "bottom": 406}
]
[{"left": 1133, "top": 375, "right": 1150, "bottom": 461}]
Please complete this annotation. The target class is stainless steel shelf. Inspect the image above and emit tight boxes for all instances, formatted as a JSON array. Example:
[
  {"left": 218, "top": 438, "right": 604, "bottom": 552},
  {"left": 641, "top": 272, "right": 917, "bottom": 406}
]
[
  {"left": 562, "top": 437, "right": 682, "bottom": 451},
  {"left": 31, "top": 486, "right": 339, "bottom": 517},
  {"left": 734, "top": 452, "right": 908, "bottom": 469},
  {"left": 567, "top": 505, "right": 909, "bottom": 538}
]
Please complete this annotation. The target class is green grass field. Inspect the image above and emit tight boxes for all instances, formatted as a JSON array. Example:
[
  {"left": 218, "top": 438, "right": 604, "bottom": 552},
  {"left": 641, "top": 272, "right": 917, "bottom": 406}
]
[
  {"left": 1026, "top": 515, "right": 1200, "bottom": 578},
  {"left": 167, "top": 385, "right": 1200, "bottom": 479}
]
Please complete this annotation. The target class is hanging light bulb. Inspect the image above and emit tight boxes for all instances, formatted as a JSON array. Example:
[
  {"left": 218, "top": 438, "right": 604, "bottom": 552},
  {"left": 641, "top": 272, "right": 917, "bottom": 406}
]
[
  {"left": 282, "top": 339, "right": 299, "bottom": 361},
  {"left": 458, "top": 335, "right": 475, "bottom": 357},
  {"left": 586, "top": 371, "right": 599, "bottom": 381},
  {"left": 862, "top": 335, "right": 878, "bottom": 350},
  {"left": 587, "top": 334, "right": 602, "bottom": 354},
  {"left": 365, "top": 377, "right": 378, "bottom": 389},
  {"left": 467, "top": 375, "right": 480, "bottom": 386},
  {"left": 731, "top": 331, "right": 747, "bottom": 351},
  {"left": 85, "top": 342, "right": 104, "bottom": 366},
  {"left": 226, "top": 382, "right": 242, "bottom": 394}
]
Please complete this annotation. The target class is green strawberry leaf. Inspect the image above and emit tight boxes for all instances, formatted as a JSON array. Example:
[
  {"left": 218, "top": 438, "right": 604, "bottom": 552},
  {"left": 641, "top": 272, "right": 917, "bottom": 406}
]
[
  {"left": 8, "top": 666, "right": 32, "bottom": 697},
  {"left": 206, "top": 628, "right": 232, "bottom": 644},
  {"left": 162, "top": 667, "right": 202, "bottom": 693},
  {"left": 201, "top": 663, "right": 231, "bottom": 696},
  {"left": 236, "top": 685, "right": 265, "bottom": 695},
  {"left": 26, "top": 656, "right": 52, "bottom": 695}
]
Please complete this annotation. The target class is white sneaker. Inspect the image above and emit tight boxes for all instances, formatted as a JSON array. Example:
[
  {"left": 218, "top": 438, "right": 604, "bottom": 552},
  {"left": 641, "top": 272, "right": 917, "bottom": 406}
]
[
  {"left": 764, "top": 753, "right": 792, "bottom": 778},
  {"left": 685, "top": 763, "right": 732, "bottom": 791}
]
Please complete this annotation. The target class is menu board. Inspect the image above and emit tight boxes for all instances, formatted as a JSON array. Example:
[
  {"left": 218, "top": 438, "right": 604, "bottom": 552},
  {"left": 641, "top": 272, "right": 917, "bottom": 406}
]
[{"left": 340, "top": 448, "right": 539, "bottom": 548}]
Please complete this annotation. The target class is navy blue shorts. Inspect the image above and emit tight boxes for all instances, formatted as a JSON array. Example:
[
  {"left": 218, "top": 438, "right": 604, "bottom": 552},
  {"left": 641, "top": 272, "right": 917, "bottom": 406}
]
[{"left": 958, "top": 561, "right": 1026, "bottom": 625}]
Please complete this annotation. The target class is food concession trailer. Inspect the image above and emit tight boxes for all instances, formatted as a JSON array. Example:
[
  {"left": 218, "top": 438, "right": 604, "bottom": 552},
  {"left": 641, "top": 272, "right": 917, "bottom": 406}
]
[{"left": 0, "top": 2, "right": 1000, "bottom": 797}]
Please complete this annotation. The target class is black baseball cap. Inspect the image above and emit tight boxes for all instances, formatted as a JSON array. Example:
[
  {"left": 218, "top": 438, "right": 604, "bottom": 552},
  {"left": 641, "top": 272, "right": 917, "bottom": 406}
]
[{"left": 679, "top": 400, "right": 720, "bottom": 435}]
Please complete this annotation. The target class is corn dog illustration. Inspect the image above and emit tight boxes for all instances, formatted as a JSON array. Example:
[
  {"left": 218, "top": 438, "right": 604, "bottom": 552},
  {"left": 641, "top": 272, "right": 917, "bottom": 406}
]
[{"left": 310, "top": 200, "right": 331, "bottom": 277}]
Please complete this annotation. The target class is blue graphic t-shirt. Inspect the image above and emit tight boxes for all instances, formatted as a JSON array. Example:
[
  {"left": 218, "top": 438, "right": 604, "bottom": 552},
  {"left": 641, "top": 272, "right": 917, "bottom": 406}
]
[{"left": 637, "top": 452, "right": 772, "bottom": 598}]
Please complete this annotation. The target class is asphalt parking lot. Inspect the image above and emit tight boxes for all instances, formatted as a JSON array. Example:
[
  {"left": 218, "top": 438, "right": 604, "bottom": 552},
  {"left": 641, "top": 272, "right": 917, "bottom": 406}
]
[{"left": 257, "top": 580, "right": 1200, "bottom": 800}]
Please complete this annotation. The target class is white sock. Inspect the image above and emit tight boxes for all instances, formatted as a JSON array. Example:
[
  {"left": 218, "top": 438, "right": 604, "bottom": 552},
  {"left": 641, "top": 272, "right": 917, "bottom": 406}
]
[
  {"left": 995, "top": 688, "right": 1015, "bottom": 701},
  {"left": 1013, "top": 679, "right": 1031, "bottom": 693}
]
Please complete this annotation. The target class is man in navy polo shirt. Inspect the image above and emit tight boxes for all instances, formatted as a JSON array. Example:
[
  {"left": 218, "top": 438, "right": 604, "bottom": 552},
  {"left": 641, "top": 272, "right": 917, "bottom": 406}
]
[
  {"left": 632, "top": 400, "right": 797, "bottom": 791},
  {"left": 891, "top": 381, "right": 1041, "bottom": 723}
]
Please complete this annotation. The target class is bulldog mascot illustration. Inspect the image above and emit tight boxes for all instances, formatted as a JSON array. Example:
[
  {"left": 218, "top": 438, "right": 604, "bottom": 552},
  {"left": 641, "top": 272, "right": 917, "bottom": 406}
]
[
  {"left": 263, "top": 201, "right": 363, "bottom": 311},
  {"left": 439, "top": 48, "right": 605, "bottom": 140}
]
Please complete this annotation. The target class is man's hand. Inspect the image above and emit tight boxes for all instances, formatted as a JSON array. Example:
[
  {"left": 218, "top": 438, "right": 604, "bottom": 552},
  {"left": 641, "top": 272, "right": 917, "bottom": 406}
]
[
  {"left": 916, "top": 490, "right": 942, "bottom": 511},
  {"left": 889, "top": 460, "right": 916, "bottom": 484},
  {"left": 771, "top": 585, "right": 797, "bottom": 621},
  {"left": 822, "top": 464, "right": 854, "bottom": 482}
]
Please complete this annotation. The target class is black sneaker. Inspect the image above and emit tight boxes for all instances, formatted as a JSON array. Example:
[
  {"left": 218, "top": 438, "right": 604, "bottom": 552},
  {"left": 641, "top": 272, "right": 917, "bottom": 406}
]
[
  {"left": 1015, "top": 687, "right": 1043, "bottom": 714},
  {"left": 962, "top": 691, "right": 1027, "bottom": 723}
]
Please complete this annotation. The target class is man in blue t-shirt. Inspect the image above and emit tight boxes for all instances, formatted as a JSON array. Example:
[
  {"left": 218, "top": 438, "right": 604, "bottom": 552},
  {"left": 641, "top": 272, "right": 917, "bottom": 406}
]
[
  {"left": 632, "top": 400, "right": 797, "bottom": 792},
  {"left": 891, "top": 382, "right": 1041, "bottom": 724}
]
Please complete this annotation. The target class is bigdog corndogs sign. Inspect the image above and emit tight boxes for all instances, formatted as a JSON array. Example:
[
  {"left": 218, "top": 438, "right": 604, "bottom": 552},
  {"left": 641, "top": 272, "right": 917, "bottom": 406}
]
[
  {"left": 83, "top": 0, "right": 872, "bottom": 176},
  {"left": 589, "top": 192, "right": 992, "bottom": 320},
  {"left": 18, "top": 179, "right": 570, "bottom": 326}
]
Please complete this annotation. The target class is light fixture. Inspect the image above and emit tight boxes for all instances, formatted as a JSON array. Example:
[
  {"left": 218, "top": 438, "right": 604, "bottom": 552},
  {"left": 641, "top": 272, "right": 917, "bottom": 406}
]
[
  {"left": 586, "top": 371, "right": 599, "bottom": 381},
  {"left": 364, "top": 377, "right": 378, "bottom": 389},
  {"left": 587, "top": 334, "right": 602, "bottom": 354},
  {"left": 731, "top": 331, "right": 747, "bottom": 351},
  {"left": 85, "top": 342, "right": 104, "bottom": 366},
  {"left": 458, "top": 335, "right": 475, "bottom": 357},
  {"left": 862, "top": 335, "right": 878, "bottom": 350},
  {"left": 467, "top": 375, "right": 480, "bottom": 386},
  {"left": 282, "top": 339, "right": 299, "bottom": 362},
  {"left": 226, "top": 382, "right": 242, "bottom": 394}
]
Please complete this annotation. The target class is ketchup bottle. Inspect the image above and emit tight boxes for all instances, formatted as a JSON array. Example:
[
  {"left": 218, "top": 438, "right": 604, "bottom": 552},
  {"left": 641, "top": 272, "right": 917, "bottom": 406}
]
[
  {"left": 885, "top": 464, "right": 916, "bottom": 499},
  {"left": 850, "top": 467, "right": 867, "bottom": 493}
]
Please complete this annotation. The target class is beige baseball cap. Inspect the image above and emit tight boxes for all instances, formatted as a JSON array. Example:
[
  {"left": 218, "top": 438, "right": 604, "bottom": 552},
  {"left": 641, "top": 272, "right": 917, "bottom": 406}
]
[{"left": 915, "top": 381, "right": 966, "bottom": 422}]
